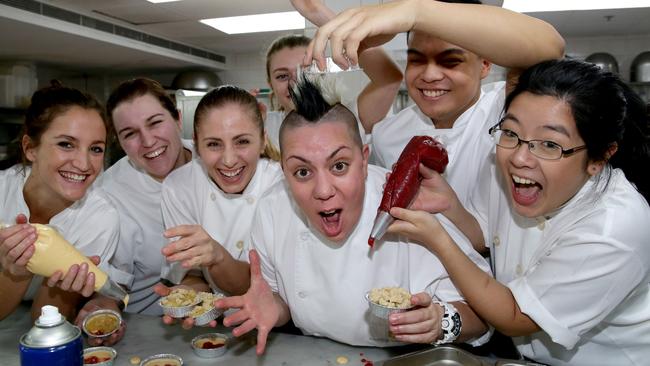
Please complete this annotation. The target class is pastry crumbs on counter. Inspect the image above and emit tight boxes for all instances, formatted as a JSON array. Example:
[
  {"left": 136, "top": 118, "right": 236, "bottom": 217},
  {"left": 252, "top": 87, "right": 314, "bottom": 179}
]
[
  {"left": 129, "top": 356, "right": 141, "bottom": 364},
  {"left": 336, "top": 356, "right": 348, "bottom": 364}
]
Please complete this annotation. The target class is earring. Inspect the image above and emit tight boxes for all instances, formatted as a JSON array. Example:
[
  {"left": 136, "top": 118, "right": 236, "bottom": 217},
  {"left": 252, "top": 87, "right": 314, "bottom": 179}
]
[{"left": 588, "top": 165, "right": 600, "bottom": 176}]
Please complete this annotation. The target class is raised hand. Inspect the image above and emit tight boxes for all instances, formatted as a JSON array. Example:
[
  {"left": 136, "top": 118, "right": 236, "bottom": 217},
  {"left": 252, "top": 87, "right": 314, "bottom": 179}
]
[
  {"left": 387, "top": 205, "right": 452, "bottom": 253},
  {"left": 215, "top": 249, "right": 286, "bottom": 355},
  {"left": 410, "top": 163, "right": 459, "bottom": 214},
  {"left": 162, "top": 225, "right": 226, "bottom": 269},
  {"left": 389, "top": 292, "right": 443, "bottom": 344},
  {"left": 306, "top": 1, "right": 417, "bottom": 70},
  {"left": 46, "top": 256, "right": 100, "bottom": 297},
  {"left": 0, "top": 214, "right": 36, "bottom": 276},
  {"left": 290, "top": 0, "right": 335, "bottom": 27}
]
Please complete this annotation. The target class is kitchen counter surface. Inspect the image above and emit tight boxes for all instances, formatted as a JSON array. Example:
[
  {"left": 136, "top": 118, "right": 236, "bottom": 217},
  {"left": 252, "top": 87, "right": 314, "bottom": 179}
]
[{"left": 1, "top": 304, "right": 423, "bottom": 365}]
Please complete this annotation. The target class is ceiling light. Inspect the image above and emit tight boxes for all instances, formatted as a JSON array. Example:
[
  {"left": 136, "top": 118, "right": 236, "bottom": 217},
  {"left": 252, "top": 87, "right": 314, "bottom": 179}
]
[
  {"left": 502, "top": 0, "right": 650, "bottom": 12},
  {"left": 201, "top": 11, "right": 305, "bottom": 34},
  {"left": 147, "top": 0, "right": 181, "bottom": 3}
]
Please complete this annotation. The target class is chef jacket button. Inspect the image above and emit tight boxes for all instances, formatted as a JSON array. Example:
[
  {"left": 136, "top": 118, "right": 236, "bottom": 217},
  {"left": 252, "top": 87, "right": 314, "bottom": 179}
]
[
  {"left": 300, "top": 232, "right": 310, "bottom": 241},
  {"left": 545, "top": 251, "right": 551, "bottom": 256},
  {"left": 298, "top": 292, "right": 306, "bottom": 299},
  {"left": 246, "top": 196, "right": 255, "bottom": 204},
  {"left": 493, "top": 235, "right": 500, "bottom": 247},
  {"left": 210, "top": 193, "right": 216, "bottom": 201},
  {"left": 516, "top": 264, "right": 523, "bottom": 276},
  {"left": 236, "top": 240, "right": 244, "bottom": 250}
]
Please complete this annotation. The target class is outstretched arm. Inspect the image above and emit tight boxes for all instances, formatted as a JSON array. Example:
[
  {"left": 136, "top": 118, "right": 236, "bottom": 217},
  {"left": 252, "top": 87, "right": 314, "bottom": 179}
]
[
  {"left": 308, "top": 0, "right": 564, "bottom": 74},
  {"left": 216, "top": 250, "right": 290, "bottom": 355},
  {"left": 292, "top": 0, "right": 403, "bottom": 132},
  {"left": 162, "top": 225, "right": 251, "bottom": 295},
  {"left": 387, "top": 207, "right": 540, "bottom": 336},
  {"left": 408, "top": 164, "right": 486, "bottom": 251}
]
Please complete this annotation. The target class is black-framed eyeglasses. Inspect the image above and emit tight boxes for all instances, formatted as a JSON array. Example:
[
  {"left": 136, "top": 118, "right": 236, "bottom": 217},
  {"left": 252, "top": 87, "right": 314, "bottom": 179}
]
[{"left": 488, "top": 123, "right": 587, "bottom": 160}]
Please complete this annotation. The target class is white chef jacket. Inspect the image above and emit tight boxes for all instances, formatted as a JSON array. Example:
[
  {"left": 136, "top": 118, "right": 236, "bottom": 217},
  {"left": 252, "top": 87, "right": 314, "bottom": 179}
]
[
  {"left": 101, "top": 140, "right": 194, "bottom": 315},
  {"left": 487, "top": 168, "right": 650, "bottom": 365},
  {"left": 160, "top": 158, "right": 283, "bottom": 293},
  {"left": 265, "top": 111, "right": 284, "bottom": 152},
  {"left": 0, "top": 165, "right": 119, "bottom": 300},
  {"left": 370, "top": 82, "right": 504, "bottom": 207},
  {"left": 251, "top": 164, "right": 491, "bottom": 347}
]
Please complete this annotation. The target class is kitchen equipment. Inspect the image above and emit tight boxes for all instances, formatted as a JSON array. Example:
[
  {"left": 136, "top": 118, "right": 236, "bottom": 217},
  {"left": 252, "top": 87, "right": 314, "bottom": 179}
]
[
  {"left": 27, "top": 224, "right": 129, "bottom": 307},
  {"left": 171, "top": 69, "right": 221, "bottom": 91},
  {"left": 631, "top": 51, "right": 650, "bottom": 82},
  {"left": 374, "top": 345, "right": 545, "bottom": 366},
  {"left": 585, "top": 52, "right": 619, "bottom": 74},
  {"left": 369, "top": 136, "right": 448, "bottom": 246},
  {"left": 19, "top": 305, "right": 83, "bottom": 366}
]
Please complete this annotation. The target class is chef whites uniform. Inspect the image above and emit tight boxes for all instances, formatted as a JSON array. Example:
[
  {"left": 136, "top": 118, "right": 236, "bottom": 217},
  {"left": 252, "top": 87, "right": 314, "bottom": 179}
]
[
  {"left": 252, "top": 165, "right": 491, "bottom": 346},
  {"left": 0, "top": 165, "right": 119, "bottom": 299},
  {"left": 488, "top": 169, "right": 650, "bottom": 365},
  {"left": 370, "top": 82, "right": 505, "bottom": 207},
  {"left": 101, "top": 140, "right": 194, "bottom": 315},
  {"left": 160, "top": 158, "right": 282, "bottom": 293}
]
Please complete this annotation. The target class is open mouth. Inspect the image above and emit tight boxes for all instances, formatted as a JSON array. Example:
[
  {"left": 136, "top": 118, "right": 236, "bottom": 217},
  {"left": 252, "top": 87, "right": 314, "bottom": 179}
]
[
  {"left": 318, "top": 209, "right": 343, "bottom": 237},
  {"left": 218, "top": 167, "right": 244, "bottom": 181},
  {"left": 420, "top": 89, "right": 449, "bottom": 98},
  {"left": 511, "top": 174, "right": 542, "bottom": 206},
  {"left": 144, "top": 146, "right": 166, "bottom": 159},
  {"left": 59, "top": 171, "right": 88, "bottom": 183}
]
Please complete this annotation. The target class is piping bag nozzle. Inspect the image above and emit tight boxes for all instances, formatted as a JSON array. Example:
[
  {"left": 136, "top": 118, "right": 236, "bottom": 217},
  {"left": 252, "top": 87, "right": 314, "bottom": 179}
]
[
  {"left": 98, "top": 279, "right": 129, "bottom": 309},
  {"left": 368, "top": 211, "right": 394, "bottom": 247}
]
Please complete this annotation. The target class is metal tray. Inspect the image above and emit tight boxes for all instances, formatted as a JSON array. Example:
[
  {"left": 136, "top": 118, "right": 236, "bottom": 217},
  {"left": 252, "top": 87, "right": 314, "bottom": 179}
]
[{"left": 375, "top": 346, "right": 544, "bottom": 366}]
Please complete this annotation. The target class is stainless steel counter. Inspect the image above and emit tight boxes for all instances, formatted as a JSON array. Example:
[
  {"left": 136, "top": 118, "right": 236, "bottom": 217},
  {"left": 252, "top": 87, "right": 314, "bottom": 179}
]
[{"left": 0, "top": 304, "right": 418, "bottom": 365}]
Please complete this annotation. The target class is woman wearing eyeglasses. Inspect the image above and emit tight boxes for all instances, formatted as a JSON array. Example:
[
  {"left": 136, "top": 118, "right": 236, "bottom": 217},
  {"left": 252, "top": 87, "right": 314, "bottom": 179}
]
[{"left": 385, "top": 59, "right": 650, "bottom": 365}]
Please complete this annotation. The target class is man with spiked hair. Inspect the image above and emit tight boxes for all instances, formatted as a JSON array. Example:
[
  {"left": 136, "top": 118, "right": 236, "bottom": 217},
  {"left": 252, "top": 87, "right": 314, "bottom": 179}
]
[{"left": 216, "top": 76, "right": 491, "bottom": 354}]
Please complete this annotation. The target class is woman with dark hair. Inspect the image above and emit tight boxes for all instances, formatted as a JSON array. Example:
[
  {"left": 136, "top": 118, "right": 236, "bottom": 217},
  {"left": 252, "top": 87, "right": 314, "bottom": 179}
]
[
  {"left": 386, "top": 59, "right": 650, "bottom": 365},
  {"left": 159, "top": 85, "right": 282, "bottom": 313},
  {"left": 0, "top": 83, "right": 119, "bottom": 321}
]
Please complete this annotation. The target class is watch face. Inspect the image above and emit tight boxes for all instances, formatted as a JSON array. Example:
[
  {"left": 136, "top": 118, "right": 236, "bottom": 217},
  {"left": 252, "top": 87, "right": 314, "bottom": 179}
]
[{"left": 450, "top": 312, "right": 462, "bottom": 336}]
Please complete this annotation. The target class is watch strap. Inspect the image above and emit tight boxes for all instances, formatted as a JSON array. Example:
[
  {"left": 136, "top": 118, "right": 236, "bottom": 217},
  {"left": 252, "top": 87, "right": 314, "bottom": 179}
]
[{"left": 433, "top": 300, "right": 462, "bottom": 345}]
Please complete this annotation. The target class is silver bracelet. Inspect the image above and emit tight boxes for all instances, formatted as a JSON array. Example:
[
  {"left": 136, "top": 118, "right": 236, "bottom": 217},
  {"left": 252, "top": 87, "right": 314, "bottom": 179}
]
[{"left": 432, "top": 300, "right": 462, "bottom": 345}]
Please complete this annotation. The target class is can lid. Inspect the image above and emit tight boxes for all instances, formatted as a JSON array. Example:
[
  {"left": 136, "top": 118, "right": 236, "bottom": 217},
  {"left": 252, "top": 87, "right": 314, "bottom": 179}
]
[
  {"left": 37, "top": 305, "right": 63, "bottom": 326},
  {"left": 20, "top": 306, "right": 80, "bottom": 348}
]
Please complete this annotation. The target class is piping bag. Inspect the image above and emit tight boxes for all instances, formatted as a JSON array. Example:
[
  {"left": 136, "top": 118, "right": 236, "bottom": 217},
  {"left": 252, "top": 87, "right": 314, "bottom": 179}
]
[
  {"left": 368, "top": 136, "right": 449, "bottom": 247},
  {"left": 26, "top": 224, "right": 129, "bottom": 308}
]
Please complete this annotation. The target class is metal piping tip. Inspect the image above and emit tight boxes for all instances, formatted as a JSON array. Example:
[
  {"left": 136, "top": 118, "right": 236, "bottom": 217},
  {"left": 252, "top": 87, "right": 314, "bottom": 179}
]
[
  {"left": 368, "top": 211, "right": 394, "bottom": 247},
  {"left": 98, "top": 279, "right": 129, "bottom": 309}
]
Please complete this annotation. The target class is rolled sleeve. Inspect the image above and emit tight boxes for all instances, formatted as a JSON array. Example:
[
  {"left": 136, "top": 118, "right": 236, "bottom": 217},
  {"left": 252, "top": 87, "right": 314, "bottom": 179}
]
[{"left": 509, "top": 276, "right": 580, "bottom": 348}]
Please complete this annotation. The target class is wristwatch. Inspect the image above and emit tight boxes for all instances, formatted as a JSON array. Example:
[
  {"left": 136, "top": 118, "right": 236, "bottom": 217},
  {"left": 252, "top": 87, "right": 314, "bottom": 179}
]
[{"left": 433, "top": 301, "right": 462, "bottom": 345}]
